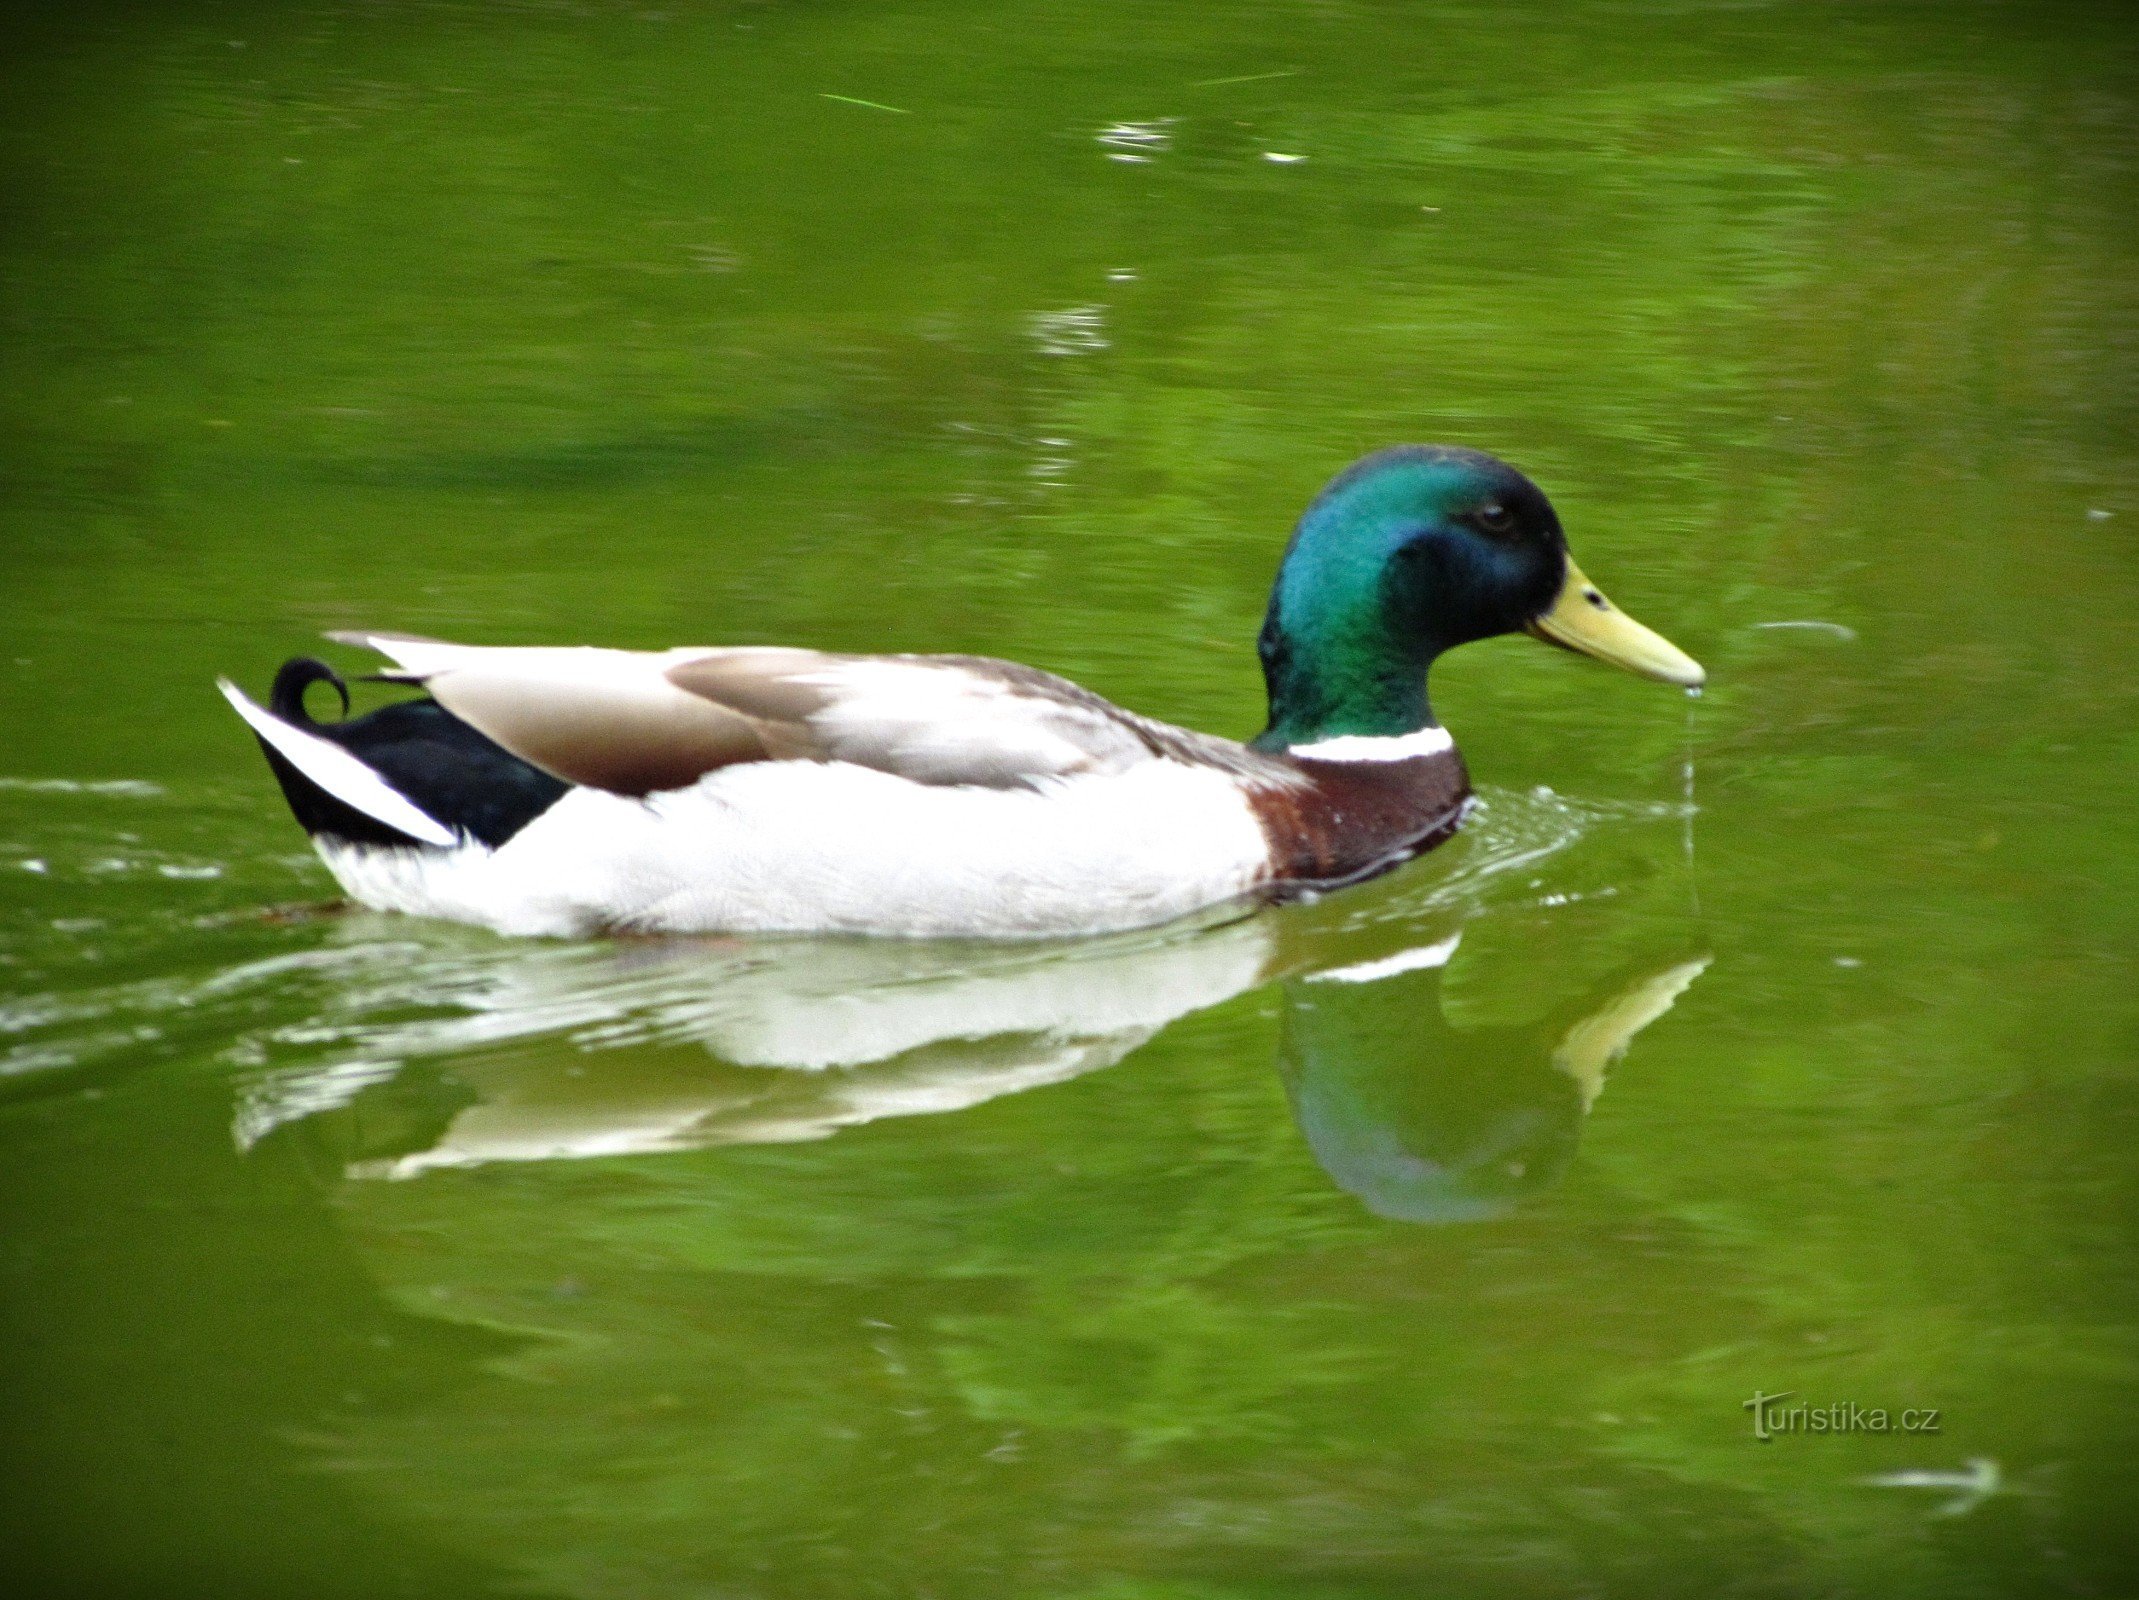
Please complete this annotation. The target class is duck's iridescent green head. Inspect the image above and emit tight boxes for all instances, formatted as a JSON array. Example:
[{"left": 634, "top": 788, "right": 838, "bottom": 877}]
[{"left": 1254, "top": 445, "right": 1703, "bottom": 750}]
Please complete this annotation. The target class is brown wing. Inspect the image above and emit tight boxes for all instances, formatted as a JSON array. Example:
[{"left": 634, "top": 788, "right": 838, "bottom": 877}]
[
  {"left": 330, "top": 634, "right": 1296, "bottom": 797},
  {"left": 328, "top": 634, "right": 769, "bottom": 794},
  {"left": 667, "top": 651, "right": 1304, "bottom": 789}
]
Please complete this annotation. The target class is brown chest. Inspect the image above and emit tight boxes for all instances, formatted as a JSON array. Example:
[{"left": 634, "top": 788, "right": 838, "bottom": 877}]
[{"left": 1248, "top": 751, "right": 1471, "bottom": 894}]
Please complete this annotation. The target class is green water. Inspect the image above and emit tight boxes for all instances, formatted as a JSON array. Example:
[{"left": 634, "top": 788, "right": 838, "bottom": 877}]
[{"left": 4, "top": 1, "right": 2136, "bottom": 1594}]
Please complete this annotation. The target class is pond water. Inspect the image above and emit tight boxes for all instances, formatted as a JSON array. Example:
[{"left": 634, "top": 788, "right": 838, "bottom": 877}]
[{"left": 3, "top": 2, "right": 2135, "bottom": 1595}]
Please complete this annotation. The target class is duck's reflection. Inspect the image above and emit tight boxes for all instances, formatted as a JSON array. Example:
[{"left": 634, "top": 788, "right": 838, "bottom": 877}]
[
  {"left": 1282, "top": 947, "right": 1709, "bottom": 1222},
  {"left": 301, "top": 913, "right": 1277, "bottom": 1176},
  {"left": 263, "top": 900, "right": 1705, "bottom": 1221}
]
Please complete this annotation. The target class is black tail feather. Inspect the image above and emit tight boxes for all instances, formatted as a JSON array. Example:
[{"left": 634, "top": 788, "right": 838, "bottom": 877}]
[{"left": 252, "top": 658, "right": 569, "bottom": 849}]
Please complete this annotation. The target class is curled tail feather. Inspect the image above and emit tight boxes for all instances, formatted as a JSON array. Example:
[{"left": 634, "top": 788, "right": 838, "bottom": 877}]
[
  {"left": 223, "top": 660, "right": 567, "bottom": 851},
  {"left": 269, "top": 657, "right": 352, "bottom": 726}
]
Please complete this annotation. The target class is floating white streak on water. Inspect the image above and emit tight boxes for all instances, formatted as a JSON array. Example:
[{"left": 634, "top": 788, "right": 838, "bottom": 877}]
[
  {"left": 1029, "top": 305, "right": 1108, "bottom": 356},
  {"left": 232, "top": 1057, "right": 404, "bottom": 1151},
  {"left": 1751, "top": 619, "right": 1857, "bottom": 641},
  {"left": 0, "top": 777, "right": 164, "bottom": 797},
  {"left": 197, "top": 940, "right": 429, "bottom": 996},
  {"left": 10, "top": 854, "right": 225, "bottom": 880},
  {"left": 1531, "top": 886, "right": 1619, "bottom": 909},
  {"left": 1858, "top": 1457, "right": 2005, "bottom": 1518},
  {"left": 1306, "top": 933, "right": 1462, "bottom": 985},
  {"left": 1096, "top": 120, "right": 1173, "bottom": 156},
  {"left": 2, "top": 1043, "right": 81, "bottom": 1077},
  {"left": 1188, "top": 69, "right": 1300, "bottom": 88}
]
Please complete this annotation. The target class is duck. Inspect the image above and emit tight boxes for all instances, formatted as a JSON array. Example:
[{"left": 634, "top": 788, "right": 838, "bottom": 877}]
[{"left": 218, "top": 444, "right": 1703, "bottom": 939}]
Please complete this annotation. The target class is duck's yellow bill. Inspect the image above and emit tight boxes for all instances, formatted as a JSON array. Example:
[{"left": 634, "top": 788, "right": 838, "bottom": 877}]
[{"left": 1525, "top": 559, "right": 1705, "bottom": 688}]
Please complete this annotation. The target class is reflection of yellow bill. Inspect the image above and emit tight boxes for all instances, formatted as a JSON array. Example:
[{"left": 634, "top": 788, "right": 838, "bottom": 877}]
[
  {"left": 1554, "top": 956, "right": 1713, "bottom": 1111},
  {"left": 1527, "top": 559, "right": 1705, "bottom": 687}
]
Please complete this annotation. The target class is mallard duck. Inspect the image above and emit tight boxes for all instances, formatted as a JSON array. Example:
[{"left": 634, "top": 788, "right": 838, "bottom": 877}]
[{"left": 219, "top": 444, "right": 1702, "bottom": 938}]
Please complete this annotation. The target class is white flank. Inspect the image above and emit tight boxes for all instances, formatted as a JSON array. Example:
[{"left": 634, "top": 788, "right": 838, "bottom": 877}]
[
  {"left": 1288, "top": 725, "right": 1455, "bottom": 763},
  {"left": 217, "top": 678, "right": 457, "bottom": 847},
  {"left": 315, "top": 757, "right": 1270, "bottom": 939}
]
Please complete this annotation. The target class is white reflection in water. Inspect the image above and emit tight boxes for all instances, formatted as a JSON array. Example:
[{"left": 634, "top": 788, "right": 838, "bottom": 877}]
[
  {"left": 238, "top": 914, "right": 1275, "bottom": 1161},
  {"left": 1095, "top": 119, "right": 1173, "bottom": 162},
  {"left": 212, "top": 783, "right": 1703, "bottom": 1223},
  {"left": 1029, "top": 305, "right": 1108, "bottom": 355}
]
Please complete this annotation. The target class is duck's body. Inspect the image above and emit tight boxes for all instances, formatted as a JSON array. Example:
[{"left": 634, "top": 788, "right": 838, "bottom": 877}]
[
  {"left": 221, "top": 446, "right": 1701, "bottom": 939},
  {"left": 226, "top": 643, "right": 1471, "bottom": 938}
]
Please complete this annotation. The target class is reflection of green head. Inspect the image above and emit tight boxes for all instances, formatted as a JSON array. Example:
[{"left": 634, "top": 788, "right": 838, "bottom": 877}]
[{"left": 1278, "top": 961, "right": 1582, "bottom": 1224}]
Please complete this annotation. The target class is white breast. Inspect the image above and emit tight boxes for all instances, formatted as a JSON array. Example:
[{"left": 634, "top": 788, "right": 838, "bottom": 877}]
[{"left": 316, "top": 758, "right": 1272, "bottom": 939}]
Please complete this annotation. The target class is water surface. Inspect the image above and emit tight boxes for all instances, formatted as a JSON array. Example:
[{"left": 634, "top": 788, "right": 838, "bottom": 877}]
[{"left": 3, "top": 2, "right": 2135, "bottom": 1595}]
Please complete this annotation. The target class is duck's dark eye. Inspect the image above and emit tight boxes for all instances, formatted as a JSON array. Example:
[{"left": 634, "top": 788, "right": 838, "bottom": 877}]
[{"left": 1474, "top": 503, "right": 1514, "bottom": 534}]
